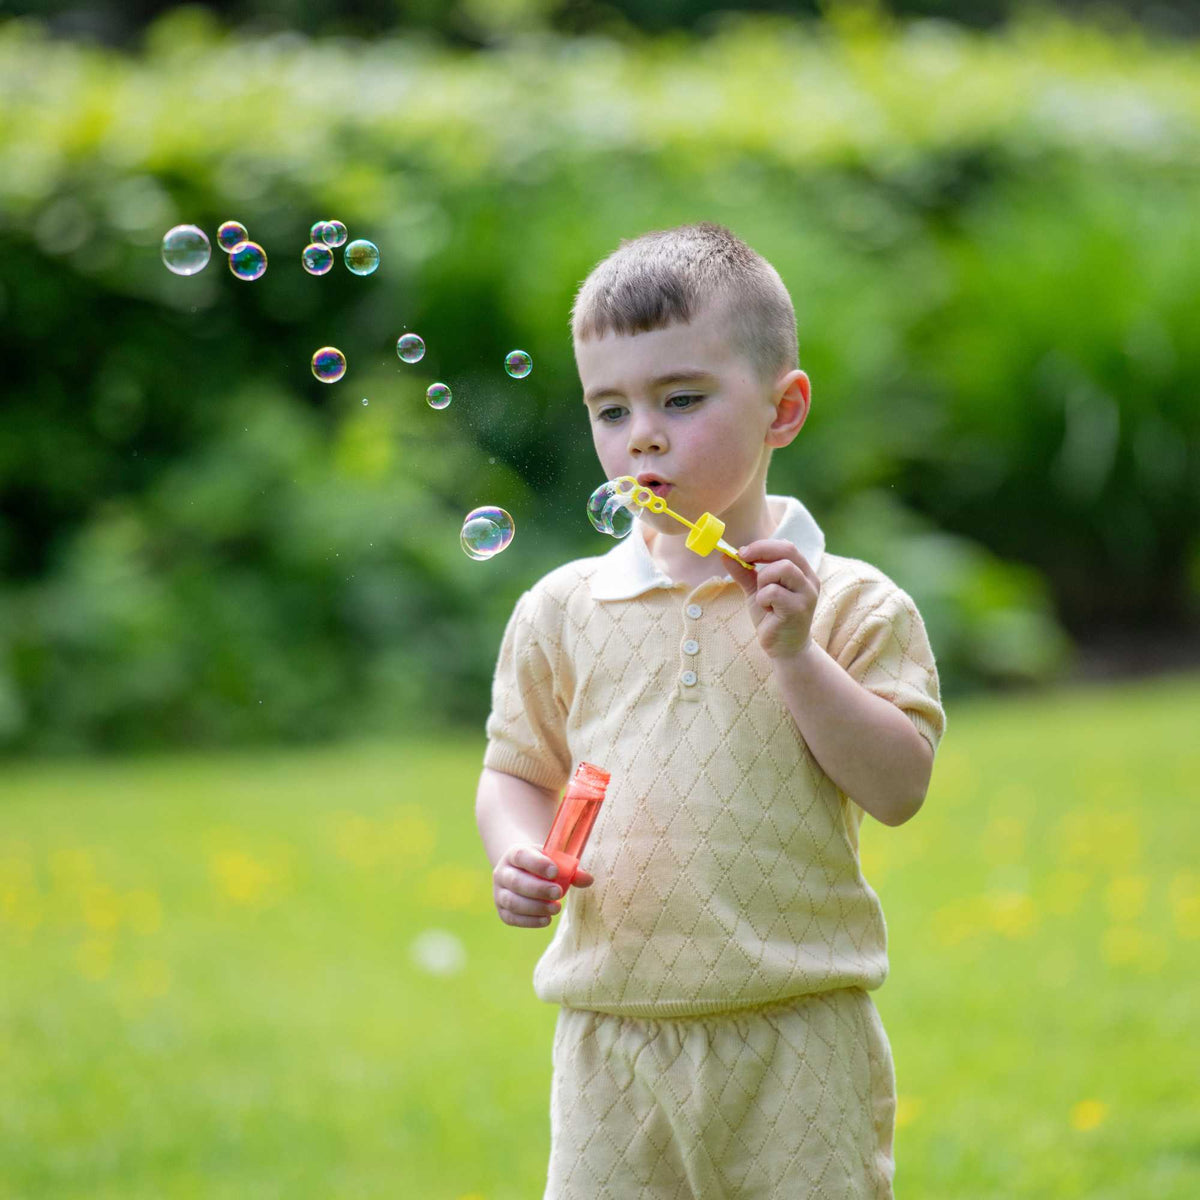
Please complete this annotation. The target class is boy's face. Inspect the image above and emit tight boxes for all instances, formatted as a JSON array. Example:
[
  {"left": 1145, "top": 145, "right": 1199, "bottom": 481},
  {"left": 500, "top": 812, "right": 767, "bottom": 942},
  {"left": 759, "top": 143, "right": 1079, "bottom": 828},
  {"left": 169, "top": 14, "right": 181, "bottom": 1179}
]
[{"left": 576, "top": 300, "right": 809, "bottom": 535}]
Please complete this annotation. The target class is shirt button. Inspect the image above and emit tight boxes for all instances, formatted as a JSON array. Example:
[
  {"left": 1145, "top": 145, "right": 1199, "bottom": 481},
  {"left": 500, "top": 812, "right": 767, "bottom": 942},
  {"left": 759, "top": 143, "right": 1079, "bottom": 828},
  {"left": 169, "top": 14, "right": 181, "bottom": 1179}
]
[
  {"left": 683, "top": 639, "right": 699, "bottom": 655},
  {"left": 686, "top": 603, "right": 703, "bottom": 619},
  {"left": 680, "top": 670, "right": 698, "bottom": 687}
]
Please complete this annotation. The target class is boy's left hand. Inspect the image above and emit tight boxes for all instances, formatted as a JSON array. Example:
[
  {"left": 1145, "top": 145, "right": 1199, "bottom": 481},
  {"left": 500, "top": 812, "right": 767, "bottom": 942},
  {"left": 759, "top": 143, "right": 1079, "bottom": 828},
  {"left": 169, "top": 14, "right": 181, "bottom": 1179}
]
[{"left": 722, "top": 540, "right": 819, "bottom": 660}]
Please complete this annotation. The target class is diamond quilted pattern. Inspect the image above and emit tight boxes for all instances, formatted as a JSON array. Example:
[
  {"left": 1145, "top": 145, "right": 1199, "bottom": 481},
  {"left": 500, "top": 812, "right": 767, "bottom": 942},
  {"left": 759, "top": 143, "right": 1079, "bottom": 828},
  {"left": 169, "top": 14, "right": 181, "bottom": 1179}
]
[
  {"left": 483, "top": 549, "right": 945, "bottom": 1018},
  {"left": 546, "top": 988, "right": 896, "bottom": 1198}
]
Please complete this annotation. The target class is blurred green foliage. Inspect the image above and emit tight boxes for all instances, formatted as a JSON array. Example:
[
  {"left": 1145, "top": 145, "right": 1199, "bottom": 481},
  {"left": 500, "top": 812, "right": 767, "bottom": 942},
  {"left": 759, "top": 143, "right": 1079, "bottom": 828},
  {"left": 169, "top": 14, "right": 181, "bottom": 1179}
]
[{"left": 1, "top": 8, "right": 1198, "bottom": 752}]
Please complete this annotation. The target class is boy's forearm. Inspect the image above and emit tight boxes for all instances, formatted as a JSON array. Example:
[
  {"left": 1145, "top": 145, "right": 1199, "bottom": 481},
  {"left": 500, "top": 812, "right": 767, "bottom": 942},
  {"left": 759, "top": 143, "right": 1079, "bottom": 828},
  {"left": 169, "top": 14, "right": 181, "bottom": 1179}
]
[
  {"left": 774, "top": 641, "right": 933, "bottom": 827},
  {"left": 475, "top": 766, "right": 561, "bottom": 869}
]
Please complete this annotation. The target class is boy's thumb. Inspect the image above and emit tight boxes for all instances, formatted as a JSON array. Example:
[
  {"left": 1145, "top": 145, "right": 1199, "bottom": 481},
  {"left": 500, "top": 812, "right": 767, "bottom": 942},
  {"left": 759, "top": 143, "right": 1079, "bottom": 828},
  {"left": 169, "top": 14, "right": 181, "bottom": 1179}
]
[{"left": 574, "top": 869, "right": 595, "bottom": 888}]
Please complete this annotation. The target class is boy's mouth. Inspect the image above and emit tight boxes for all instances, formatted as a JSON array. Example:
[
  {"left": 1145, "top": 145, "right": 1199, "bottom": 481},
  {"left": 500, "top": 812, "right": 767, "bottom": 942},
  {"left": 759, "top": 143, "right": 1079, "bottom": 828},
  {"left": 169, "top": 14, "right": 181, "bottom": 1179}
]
[{"left": 635, "top": 474, "right": 672, "bottom": 497}]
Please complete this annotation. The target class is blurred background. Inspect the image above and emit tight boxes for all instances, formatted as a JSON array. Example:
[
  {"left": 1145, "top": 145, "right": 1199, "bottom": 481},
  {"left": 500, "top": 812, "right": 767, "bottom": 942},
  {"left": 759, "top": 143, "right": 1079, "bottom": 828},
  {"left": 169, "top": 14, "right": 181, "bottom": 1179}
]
[{"left": 1, "top": 1, "right": 1198, "bottom": 1198}]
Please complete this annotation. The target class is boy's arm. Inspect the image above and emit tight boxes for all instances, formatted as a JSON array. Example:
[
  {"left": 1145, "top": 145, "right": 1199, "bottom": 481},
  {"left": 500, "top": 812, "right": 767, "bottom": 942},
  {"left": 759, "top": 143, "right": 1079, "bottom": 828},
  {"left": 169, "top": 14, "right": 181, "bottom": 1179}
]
[
  {"left": 775, "top": 643, "right": 934, "bottom": 827},
  {"left": 475, "top": 766, "right": 560, "bottom": 869},
  {"left": 475, "top": 767, "right": 596, "bottom": 930}
]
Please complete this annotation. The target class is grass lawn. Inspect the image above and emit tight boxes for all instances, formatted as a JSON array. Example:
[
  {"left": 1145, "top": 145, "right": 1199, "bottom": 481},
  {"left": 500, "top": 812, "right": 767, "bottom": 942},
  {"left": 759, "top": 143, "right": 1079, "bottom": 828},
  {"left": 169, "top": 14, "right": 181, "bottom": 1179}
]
[{"left": 2, "top": 671, "right": 1199, "bottom": 1199}]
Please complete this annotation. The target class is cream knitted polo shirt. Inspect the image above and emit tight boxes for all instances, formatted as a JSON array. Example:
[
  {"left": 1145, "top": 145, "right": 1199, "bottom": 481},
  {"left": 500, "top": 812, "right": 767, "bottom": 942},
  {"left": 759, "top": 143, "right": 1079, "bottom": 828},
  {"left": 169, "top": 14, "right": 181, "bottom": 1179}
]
[{"left": 483, "top": 493, "right": 946, "bottom": 1018}]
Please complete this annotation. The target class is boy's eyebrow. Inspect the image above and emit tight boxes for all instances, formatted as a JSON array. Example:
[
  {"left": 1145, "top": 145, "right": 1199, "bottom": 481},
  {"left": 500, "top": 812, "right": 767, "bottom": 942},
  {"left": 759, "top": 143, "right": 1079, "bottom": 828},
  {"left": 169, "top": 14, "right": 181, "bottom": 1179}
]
[{"left": 583, "top": 369, "right": 716, "bottom": 405}]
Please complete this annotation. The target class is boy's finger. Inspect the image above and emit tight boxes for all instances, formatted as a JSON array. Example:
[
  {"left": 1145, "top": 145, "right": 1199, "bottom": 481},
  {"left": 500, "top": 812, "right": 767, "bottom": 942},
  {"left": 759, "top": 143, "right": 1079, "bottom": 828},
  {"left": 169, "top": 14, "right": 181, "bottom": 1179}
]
[
  {"left": 514, "top": 845, "right": 559, "bottom": 879},
  {"left": 574, "top": 869, "right": 595, "bottom": 888}
]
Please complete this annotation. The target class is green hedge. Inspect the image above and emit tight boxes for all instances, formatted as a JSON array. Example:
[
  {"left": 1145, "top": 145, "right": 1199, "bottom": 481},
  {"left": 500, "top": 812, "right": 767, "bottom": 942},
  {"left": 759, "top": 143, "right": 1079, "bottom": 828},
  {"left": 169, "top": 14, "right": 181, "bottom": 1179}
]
[{"left": 1, "top": 9, "right": 1197, "bottom": 751}]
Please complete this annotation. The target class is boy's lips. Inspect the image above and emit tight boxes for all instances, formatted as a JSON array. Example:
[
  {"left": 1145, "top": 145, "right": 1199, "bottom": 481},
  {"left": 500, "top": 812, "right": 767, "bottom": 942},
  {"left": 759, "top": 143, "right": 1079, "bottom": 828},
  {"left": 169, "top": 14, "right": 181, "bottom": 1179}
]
[{"left": 635, "top": 474, "right": 673, "bottom": 497}]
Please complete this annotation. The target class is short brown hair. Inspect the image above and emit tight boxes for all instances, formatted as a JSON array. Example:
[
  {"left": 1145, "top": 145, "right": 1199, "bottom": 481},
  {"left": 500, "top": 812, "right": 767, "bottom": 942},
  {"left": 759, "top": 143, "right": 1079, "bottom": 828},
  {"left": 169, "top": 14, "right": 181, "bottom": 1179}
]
[{"left": 571, "top": 222, "right": 798, "bottom": 381}]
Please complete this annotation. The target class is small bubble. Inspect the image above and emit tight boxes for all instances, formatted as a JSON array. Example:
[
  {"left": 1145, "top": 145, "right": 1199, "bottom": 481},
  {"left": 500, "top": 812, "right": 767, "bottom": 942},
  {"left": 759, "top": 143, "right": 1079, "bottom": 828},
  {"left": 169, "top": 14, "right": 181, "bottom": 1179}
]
[
  {"left": 410, "top": 929, "right": 467, "bottom": 977},
  {"left": 362, "top": 397, "right": 369, "bottom": 406},
  {"left": 344, "top": 239, "right": 380, "bottom": 276},
  {"left": 311, "top": 220, "right": 334, "bottom": 243},
  {"left": 426, "top": 382, "right": 452, "bottom": 410},
  {"left": 302, "top": 242, "right": 334, "bottom": 275},
  {"left": 311, "top": 346, "right": 347, "bottom": 383},
  {"left": 216, "top": 220, "right": 248, "bottom": 253},
  {"left": 504, "top": 349, "right": 532, "bottom": 379},
  {"left": 461, "top": 506, "right": 515, "bottom": 561},
  {"left": 161, "top": 224, "right": 210, "bottom": 276},
  {"left": 587, "top": 481, "right": 635, "bottom": 539},
  {"left": 228, "top": 241, "right": 267, "bottom": 281},
  {"left": 396, "top": 333, "right": 425, "bottom": 364},
  {"left": 322, "top": 219, "right": 348, "bottom": 248}
]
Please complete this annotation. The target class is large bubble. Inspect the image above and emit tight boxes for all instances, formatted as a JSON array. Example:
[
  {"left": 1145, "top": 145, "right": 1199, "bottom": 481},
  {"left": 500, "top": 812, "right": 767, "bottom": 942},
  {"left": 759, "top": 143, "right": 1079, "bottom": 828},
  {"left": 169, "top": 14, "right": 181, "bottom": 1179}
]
[
  {"left": 311, "top": 346, "right": 347, "bottom": 383},
  {"left": 587, "top": 481, "right": 636, "bottom": 539},
  {"left": 344, "top": 239, "right": 380, "bottom": 276},
  {"left": 216, "top": 220, "right": 248, "bottom": 253},
  {"left": 504, "top": 350, "right": 532, "bottom": 379},
  {"left": 302, "top": 242, "right": 333, "bottom": 275},
  {"left": 426, "top": 382, "right": 452, "bottom": 410},
  {"left": 396, "top": 333, "right": 425, "bottom": 364},
  {"left": 228, "top": 240, "right": 267, "bottom": 281},
  {"left": 161, "top": 224, "right": 211, "bottom": 276},
  {"left": 460, "top": 506, "right": 515, "bottom": 561}
]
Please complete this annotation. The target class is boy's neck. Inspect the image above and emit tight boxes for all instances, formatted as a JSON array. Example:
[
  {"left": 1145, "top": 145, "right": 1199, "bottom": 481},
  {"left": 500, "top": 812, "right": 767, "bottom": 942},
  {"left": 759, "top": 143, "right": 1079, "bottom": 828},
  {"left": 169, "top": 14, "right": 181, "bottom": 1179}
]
[{"left": 641, "top": 493, "right": 782, "bottom": 588}]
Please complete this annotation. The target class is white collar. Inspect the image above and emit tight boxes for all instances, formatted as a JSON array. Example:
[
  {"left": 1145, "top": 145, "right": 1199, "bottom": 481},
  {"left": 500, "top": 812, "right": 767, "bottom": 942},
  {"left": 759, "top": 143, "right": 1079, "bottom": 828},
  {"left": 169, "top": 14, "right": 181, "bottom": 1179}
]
[{"left": 589, "top": 493, "right": 826, "bottom": 602}]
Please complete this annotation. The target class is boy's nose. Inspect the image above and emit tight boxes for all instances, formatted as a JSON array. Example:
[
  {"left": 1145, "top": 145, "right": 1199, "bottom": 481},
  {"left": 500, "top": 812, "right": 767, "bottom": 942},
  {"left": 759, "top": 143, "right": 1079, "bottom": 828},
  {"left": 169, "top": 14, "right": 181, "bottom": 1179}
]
[{"left": 627, "top": 420, "right": 666, "bottom": 456}]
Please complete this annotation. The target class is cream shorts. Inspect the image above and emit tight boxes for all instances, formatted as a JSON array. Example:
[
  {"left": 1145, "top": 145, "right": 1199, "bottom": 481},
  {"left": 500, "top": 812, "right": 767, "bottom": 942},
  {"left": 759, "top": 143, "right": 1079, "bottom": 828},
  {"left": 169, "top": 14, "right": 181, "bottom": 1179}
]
[{"left": 545, "top": 988, "right": 896, "bottom": 1199}]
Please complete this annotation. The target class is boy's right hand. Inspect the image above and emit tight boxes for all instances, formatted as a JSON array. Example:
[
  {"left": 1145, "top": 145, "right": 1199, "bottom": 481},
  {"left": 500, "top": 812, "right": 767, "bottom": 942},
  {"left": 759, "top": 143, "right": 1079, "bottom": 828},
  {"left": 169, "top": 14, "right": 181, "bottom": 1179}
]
[{"left": 492, "top": 844, "right": 594, "bottom": 929}]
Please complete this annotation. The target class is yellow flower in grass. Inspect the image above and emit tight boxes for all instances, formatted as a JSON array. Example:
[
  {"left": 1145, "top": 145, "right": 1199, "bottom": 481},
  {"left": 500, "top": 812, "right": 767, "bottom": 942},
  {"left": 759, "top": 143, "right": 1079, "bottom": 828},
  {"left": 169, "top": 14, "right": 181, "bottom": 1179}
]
[
  {"left": 209, "top": 849, "right": 288, "bottom": 908},
  {"left": 82, "top": 884, "right": 121, "bottom": 933},
  {"left": 895, "top": 1095, "right": 923, "bottom": 1129},
  {"left": 986, "top": 889, "right": 1038, "bottom": 939},
  {"left": 420, "top": 864, "right": 486, "bottom": 912},
  {"left": 1070, "top": 1099, "right": 1108, "bottom": 1131},
  {"left": 1101, "top": 925, "right": 1167, "bottom": 972}
]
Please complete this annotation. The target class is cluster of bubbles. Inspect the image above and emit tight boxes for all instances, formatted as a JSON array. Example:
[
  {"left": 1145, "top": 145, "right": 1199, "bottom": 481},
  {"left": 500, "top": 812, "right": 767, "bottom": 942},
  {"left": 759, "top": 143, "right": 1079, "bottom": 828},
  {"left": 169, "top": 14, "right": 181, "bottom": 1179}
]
[
  {"left": 165, "top": 222, "right": 539, "bottom": 565},
  {"left": 302, "top": 219, "right": 380, "bottom": 278},
  {"left": 162, "top": 222, "right": 267, "bottom": 281},
  {"left": 587, "top": 480, "right": 637, "bottom": 539},
  {"left": 460, "top": 506, "right": 515, "bottom": 561}
]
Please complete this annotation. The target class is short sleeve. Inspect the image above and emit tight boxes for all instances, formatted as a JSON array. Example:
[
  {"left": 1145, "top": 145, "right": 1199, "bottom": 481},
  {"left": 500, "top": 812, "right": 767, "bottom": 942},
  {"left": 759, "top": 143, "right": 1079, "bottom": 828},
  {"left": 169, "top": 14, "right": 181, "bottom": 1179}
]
[
  {"left": 837, "top": 587, "right": 946, "bottom": 756},
  {"left": 482, "top": 588, "right": 572, "bottom": 791}
]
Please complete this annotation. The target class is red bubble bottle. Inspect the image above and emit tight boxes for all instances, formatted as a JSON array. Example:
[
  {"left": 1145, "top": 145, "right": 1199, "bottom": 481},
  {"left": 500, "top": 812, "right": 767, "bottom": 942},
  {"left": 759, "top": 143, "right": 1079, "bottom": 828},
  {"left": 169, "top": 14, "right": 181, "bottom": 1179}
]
[{"left": 542, "top": 762, "right": 611, "bottom": 891}]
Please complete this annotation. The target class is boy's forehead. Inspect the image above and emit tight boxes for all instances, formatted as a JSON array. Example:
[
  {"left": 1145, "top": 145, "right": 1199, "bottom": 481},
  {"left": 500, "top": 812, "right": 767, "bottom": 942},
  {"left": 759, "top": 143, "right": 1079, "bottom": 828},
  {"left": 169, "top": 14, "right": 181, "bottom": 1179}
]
[{"left": 575, "top": 305, "right": 739, "bottom": 391}]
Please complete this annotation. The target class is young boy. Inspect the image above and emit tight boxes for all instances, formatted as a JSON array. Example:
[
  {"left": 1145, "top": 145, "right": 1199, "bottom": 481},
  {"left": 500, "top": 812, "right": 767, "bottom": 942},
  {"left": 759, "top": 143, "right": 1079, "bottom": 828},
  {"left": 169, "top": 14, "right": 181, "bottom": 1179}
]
[{"left": 475, "top": 222, "right": 945, "bottom": 1199}]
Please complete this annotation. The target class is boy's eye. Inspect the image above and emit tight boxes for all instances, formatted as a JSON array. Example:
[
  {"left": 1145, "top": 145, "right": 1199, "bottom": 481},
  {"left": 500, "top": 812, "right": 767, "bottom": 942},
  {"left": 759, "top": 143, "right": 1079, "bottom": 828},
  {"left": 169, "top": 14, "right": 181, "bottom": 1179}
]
[
  {"left": 667, "top": 394, "right": 703, "bottom": 409},
  {"left": 596, "top": 407, "right": 624, "bottom": 423}
]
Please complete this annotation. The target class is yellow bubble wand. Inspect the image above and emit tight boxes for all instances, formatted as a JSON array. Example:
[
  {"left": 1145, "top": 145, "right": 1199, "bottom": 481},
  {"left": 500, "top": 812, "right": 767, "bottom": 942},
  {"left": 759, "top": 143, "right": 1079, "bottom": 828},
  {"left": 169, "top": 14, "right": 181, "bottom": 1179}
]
[{"left": 611, "top": 476, "right": 755, "bottom": 571}]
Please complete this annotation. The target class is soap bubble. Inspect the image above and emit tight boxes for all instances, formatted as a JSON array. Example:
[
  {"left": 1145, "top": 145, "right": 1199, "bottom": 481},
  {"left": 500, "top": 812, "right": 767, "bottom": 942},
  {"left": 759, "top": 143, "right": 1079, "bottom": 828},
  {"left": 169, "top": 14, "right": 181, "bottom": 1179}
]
[
  {"left": 228, "top": 240, "right": 267, "bottom": 281},
  {"left": 161, "top": 224, "right": 211, "bottom": 276},
  {"left": 344, "top": 239, "right": 380, "bottom": 276},
  {"left": 311, "top": 220, "right": 334, "bottom": 243},
  {"left": 311, "top": 346, "right": 347, "bottom": 383},
  {"left": 302, "top": 242, "right": 333, "bottom": 275},
  {"left": 410, "top": 929, "right": 467, "bottom": 977},
  {"left": 504, "top": 350, "right": 532, "bottom": 379},
  {"left": 216, "top": 220, "right": 248, "bottom": 253},
  {"left": 587, "top": 481, "right": 636, "bottom": 539},
  {"left": 396, "top": 333, "right": 425, "bottom": 364},
  {"left": 362, "top": 398, "right": 369, "bottom": 406},
  {"left": 460, "top": 506, "right": 515, "bottom": 561},
  {"left": 425, "top": 382, "right": 452, "bottom": 410},
  {"left": 321, "top": 219, "right": 348, "bottom": 248}
]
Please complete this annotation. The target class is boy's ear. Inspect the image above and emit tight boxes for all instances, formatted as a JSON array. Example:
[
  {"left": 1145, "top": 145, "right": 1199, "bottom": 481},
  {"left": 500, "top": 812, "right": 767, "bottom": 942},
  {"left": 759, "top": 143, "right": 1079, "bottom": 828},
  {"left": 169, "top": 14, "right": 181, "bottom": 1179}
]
[{"left": 765, "top": 370, "right": 811, "bottom": 448}]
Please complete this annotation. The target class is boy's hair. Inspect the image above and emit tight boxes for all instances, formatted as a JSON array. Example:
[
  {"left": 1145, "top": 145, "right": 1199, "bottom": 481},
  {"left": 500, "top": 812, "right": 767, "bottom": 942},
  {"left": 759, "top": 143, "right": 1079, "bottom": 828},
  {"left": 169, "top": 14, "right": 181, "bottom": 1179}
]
[{"left": 571, "top": 222, "right": 798, "bottom": 382}]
